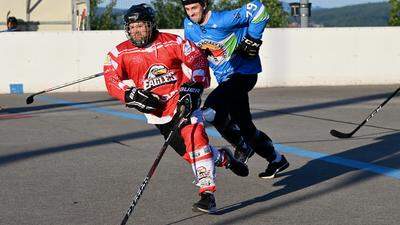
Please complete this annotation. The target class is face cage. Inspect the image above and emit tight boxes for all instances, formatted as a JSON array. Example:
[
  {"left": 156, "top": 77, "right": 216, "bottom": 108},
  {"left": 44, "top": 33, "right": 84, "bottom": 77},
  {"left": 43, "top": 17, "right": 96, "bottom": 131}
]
[{"left": 124, "top": 21, "right": 155, "bottom": 48}]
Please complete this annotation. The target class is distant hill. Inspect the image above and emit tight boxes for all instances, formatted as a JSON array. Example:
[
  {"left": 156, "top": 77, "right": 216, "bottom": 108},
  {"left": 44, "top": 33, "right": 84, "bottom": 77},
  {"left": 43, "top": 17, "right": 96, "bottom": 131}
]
[
  {"left": 311, "top": 2, "right": 391, "bottom": 27},
  {"left": 281, "top": 2, "right": 325, "bottom": 12},
  {"left": 95, "top": 7, "right": 126, "bottom": 16}
]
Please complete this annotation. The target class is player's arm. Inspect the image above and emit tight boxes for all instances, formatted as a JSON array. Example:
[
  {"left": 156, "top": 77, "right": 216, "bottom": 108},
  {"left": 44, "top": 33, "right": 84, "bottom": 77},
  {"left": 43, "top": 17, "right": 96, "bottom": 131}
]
[
  {"left": 178, "top": 37, "right": 210, "bottom": 88},
  {"left": 223, "top": 0, "right": 269, "bottom": 57},
  {"left": 176, "top": 37, "right": 210, "bottom": 117},
  {"left": 183, "top": 19, "right": 192, "bottom": 41},
  {"left": 103, "top": 48, "right": 130, "bottom": 103},
  {"left": 223, "top": 0, "right": 269, "bottom": 38},
  {"left": 103, "top": 48, "right": 161, "bottom": 113}
]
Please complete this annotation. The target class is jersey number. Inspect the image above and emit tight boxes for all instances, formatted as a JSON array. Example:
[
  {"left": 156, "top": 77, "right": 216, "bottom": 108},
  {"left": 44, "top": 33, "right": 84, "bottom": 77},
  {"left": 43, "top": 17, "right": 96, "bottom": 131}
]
[{"left": 246, "top": 3, "right": 258, "bottom": 18}]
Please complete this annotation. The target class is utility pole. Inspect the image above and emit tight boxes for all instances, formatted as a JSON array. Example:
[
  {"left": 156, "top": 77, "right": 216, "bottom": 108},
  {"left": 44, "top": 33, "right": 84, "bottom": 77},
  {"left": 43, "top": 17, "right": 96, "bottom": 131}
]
[
  {"left": 86, "top": 0, "right": 90, "bottom": 30},
  {"left": 300, "top": 0, "right": 311, "bottom": 27},
  {"left": 72, "top": 0, "right": 76, "bottom": 30},
  {"left": 26, "top": 0, "right": 31, "bottom": 22}
]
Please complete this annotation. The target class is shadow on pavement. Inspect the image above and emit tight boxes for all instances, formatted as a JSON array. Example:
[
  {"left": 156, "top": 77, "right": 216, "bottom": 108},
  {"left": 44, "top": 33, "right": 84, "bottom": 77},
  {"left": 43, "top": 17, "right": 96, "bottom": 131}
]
[
  {"left": 211, "top": 132, "right": 400, "bottom": 224},
  {"left": 167, "top": 132, "right": 400, "bottom": 224},
  {"left": 0, "top": 128, "right": 160, "bottom": 167},
  {"left": 1, "top": 98, "right": 118, "bottom": 115}
]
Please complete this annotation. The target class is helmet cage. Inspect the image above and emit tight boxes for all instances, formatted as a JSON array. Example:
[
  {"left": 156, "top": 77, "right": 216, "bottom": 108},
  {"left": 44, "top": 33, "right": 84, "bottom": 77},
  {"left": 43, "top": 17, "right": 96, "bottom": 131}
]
[
  {"left": 123, "top": 4, "right": 157, "bottom": 47},
  {"left": 124, "top": 20, "right": 155, "bottom": 48}
]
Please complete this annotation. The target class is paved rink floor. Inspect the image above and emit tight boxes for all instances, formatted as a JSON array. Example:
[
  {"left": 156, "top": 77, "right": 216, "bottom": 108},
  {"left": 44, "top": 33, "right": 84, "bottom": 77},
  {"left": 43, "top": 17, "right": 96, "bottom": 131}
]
[{"left": 0, "top": 85, "right": 399, "bottom": 225}]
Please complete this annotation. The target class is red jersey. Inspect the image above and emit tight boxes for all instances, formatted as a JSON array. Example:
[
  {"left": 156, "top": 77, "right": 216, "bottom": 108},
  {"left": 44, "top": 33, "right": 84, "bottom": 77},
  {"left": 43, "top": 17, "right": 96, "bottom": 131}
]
[{"left": 103, "top": 32, "right": 210, "bottom": 124}]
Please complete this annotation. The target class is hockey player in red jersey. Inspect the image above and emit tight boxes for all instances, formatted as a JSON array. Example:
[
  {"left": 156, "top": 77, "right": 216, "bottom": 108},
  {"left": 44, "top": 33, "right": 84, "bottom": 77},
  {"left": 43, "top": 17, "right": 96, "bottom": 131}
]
[{"left": 103, "top": 3, "right": 248, "bottom": 213}]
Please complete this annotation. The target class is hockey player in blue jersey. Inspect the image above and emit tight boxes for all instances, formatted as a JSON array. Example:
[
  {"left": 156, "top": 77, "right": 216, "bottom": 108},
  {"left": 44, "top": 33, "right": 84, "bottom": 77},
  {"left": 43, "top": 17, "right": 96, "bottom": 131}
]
[{"left": 182, "top": 0, "right": 289, "bottom": 180}]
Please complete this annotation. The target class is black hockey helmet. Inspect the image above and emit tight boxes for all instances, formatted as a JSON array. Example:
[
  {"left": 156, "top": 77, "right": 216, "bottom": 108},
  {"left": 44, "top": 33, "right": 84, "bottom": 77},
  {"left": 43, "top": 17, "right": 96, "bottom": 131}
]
[
  {"left": 7, "top": 16, "right": 17, "bottom": 24},
  {"left": 124, "top": 3, "right": 157, "bottom": 47},
  {"left": 181, "top": 0, "right": 208, "bottom": 6},
  {"left": 181, "top": 0, "right": 209, "bottom": 24}
]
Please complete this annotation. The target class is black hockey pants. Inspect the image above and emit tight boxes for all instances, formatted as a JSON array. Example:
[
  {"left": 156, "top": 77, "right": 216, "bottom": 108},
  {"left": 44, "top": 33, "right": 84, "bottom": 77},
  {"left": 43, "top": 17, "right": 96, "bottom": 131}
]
[{"left": 203, "top": 74, "right": 276, "bottom": 162}]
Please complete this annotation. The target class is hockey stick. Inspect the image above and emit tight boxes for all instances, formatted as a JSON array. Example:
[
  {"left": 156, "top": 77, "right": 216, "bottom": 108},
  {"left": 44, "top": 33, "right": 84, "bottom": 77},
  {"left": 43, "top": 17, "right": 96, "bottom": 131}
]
[
  {"left": 330, "top": 86, "right": 400, "bottom": 138},
  {"left": 120, "top": 107, "right": 186, "bottom": 225},
  {"left": 25, "top": 72, "right": 103, "bottom": 104}
]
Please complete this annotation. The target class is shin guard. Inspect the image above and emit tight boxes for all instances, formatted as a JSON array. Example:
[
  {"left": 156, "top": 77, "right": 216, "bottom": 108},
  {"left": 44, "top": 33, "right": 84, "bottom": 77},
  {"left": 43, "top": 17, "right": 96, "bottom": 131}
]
[{"left": 181, "top": 122, "right": 216, "bottom": 193}]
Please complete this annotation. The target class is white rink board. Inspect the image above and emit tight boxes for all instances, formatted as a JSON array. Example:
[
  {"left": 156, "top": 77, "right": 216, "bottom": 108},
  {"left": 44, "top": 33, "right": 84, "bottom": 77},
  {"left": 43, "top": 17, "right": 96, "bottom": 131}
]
[
  {"left": 0, "top": 27, "right": 399, "bottom": 94},
  {"left": 262, "top": 27, "right": 400, "bottom": 87}
]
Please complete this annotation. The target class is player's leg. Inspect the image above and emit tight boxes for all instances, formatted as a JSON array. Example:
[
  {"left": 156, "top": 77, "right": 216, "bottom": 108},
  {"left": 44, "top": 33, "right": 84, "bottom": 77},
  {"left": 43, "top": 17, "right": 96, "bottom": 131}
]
[
  {"left": 227, "top": 74, "right": 289, "bottom": 179},
  {"left": 202, "top": 79, "right": 254, "bottom": 163}
]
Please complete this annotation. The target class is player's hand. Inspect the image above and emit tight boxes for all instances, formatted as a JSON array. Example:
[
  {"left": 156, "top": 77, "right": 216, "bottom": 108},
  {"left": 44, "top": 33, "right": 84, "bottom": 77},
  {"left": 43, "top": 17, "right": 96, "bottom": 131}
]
[
  {"left": 125, "top": 88, "right": 162, "bottom": 113},
  {"left": 236, "top": 35, "right": 262, "bottom": 58},
  {"left": 178, "top": 82, "right": 204, "bottom": 118}
]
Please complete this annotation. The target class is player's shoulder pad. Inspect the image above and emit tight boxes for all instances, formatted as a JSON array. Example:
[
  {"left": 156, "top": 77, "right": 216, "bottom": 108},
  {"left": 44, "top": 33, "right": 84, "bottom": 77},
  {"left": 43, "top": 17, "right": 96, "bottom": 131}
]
[
  {"left": 158, "top": 32, "right": 184, "bottom": 44},
  {"left": 249, "top": 0, "right": 269, "bottom": 23},
  {"left": 212, "top": 9, "right": 241, "bottom": 26},
  {"left": 112, "top": 40, "right": 136, "bottom": 55},
  {"left": 108, "top": 40, "right": 128, "bottom": 58},
  {"left": 183, "top": 17, "right": 195, "bottom": 29}
]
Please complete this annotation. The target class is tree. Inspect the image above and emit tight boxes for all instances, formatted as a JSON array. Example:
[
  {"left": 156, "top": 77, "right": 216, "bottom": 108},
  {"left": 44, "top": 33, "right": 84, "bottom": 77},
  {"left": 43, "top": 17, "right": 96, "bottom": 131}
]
[
  {"left": 213, "top": 0, "right": 247, "bottom": 10},
  {"left": 263, "top": 0, "right": 288, "bottom": 27},
  {"left": 214, "top": 0, "right": 288, "bottom": 28},
  {"left": 152, "top": 0, "right": 186, "bottom": 29},
  {"left": 389, "top": 0, "right": 400, "bottom": 26},
  {"left": 152, "top": 0, "right": 288, "bottom": 29},
  {"left": 89, "top": 0, "right": 118, "bottom": 30}
]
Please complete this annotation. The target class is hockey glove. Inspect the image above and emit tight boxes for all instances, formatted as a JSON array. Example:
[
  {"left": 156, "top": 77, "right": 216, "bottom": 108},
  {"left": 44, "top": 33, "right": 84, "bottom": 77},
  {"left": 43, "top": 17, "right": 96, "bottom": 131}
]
[
  {"left": 236, "top": 35, "right": 262, "bottom": 58},
  {"left": 178, "top": 82, "right": 204, "bottom": 118},
  {"left": 125, "top": 88, "right": 162, "bottom": 113}
]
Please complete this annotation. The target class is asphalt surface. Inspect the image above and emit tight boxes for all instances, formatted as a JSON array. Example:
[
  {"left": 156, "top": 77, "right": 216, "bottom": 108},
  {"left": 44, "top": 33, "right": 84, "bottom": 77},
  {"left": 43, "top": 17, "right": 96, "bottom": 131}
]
[{"left": 0, "top": 85, "right": 399, "bottom": 225}]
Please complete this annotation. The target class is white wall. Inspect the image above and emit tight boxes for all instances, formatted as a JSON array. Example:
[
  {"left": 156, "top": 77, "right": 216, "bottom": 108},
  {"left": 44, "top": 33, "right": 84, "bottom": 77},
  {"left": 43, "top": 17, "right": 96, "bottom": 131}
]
[
  {"left": 0, "top": 27, "right": 399, "bottom": 94},
  {"left": 262, "top": 27, "right": 400, "bottom": 87}
]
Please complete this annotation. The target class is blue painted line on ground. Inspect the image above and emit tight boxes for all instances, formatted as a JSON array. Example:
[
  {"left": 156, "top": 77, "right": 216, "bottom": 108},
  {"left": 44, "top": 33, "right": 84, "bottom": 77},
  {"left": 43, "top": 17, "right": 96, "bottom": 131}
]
[
  {"left": 37, "top": 96, "right": 400, "bottom": 180},
  {"left": 276, "top": 144, "right": 400, "bottom": 180}
]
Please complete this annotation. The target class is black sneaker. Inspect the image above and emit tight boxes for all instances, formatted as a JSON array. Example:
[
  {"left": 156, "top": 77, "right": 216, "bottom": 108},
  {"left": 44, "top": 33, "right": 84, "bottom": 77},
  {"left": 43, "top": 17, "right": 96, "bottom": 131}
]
[
  {"left": 234, "top": 143, "right": 255, "bottom": 163},
  {"left": 258, "top": 155, "right": 289, "bottom": 179},
  {"left": 192, "top": 192, "right": 217, "bottom": 213},
  {"left": 221, "top": 148, "right": 249, "bottom": 177}
]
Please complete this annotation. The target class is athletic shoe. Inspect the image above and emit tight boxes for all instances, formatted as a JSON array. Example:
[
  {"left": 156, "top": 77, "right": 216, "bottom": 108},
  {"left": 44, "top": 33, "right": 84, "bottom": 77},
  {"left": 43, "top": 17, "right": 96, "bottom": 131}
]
[
  {"left": 221, "top": 148, "right": 249, "bottom": 177},
  {"left": 258, "top": 155, "right": 289, "bottom": 179},
  {"left": 192, "top": 192, "right": 217, "bottom": 213}
]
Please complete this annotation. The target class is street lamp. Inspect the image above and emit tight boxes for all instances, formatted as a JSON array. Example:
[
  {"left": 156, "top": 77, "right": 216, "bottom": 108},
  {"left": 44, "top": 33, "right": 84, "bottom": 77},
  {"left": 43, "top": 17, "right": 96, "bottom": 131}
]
[{"left": 290, "top": 0, "right": 312, "bottom": 27}]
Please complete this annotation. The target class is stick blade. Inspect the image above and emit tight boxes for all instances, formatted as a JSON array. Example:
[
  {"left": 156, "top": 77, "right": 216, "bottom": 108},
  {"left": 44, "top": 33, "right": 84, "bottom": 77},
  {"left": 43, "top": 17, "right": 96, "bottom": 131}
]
[
  {"left": 26, "top": 95, "right": 34, "bottom": 104},
  {"left": 330, "top": 129, "right": 353, "bottom": 139}
]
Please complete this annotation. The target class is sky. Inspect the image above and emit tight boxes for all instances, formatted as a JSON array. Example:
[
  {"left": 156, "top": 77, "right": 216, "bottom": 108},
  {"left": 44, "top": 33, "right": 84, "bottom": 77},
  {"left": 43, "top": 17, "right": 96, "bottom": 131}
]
[{"left": 103, "top": 0, "right": 389, "bottom": 9}]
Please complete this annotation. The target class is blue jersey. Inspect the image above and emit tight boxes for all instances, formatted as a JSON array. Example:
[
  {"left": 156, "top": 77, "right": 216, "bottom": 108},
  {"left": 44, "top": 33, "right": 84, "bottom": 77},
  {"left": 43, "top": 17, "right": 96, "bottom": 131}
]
[{"left": 184, "top": 0, "right": 269, "bottom": 84}]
